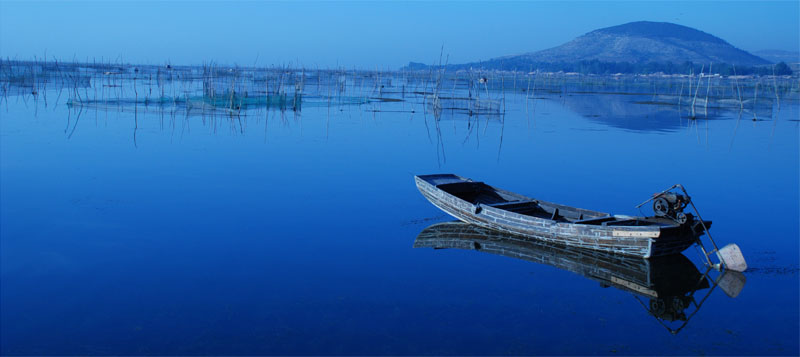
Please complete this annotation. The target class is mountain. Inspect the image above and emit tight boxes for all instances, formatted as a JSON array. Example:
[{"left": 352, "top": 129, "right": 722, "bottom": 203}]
[
  {"left": 753, "top": 50, "right": 800, "bottom": 64},
  {"left": 415, "top": 22, "right": 770, "bottom": 71},
  {"left": 512, "top": 21, "right": 768, "bottom": 65}
]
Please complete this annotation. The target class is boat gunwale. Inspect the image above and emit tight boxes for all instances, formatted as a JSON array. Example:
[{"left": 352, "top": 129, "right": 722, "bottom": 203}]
[
  {"left": 415, "top": 175, "right": 673, "bottom": 233},
  {"left": 416, "top": 180, "right": 657, "bottom": 257}
]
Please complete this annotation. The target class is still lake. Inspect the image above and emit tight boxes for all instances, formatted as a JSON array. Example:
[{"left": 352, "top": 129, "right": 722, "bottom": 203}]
[{"left": 1, "top": 66, "right": 798, "bottom": 355}]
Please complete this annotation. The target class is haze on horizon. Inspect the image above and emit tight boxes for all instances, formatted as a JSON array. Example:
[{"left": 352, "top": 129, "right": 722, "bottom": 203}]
[{"left": 1, "top": 0, "right": 797, "bottom": 68}]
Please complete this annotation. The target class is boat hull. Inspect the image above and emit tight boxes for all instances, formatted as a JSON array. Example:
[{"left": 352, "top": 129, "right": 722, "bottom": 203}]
[{"left": 415, "top": 175, "right": 703, "bottom": 258}]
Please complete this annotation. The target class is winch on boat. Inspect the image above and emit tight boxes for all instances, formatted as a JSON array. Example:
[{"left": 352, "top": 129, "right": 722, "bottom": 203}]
[
  {"left": 636, "top": 184, "right": 748, "bottom": 273},
  {"left": 652, "top": 192, "right": 691, "bottom": 224}
]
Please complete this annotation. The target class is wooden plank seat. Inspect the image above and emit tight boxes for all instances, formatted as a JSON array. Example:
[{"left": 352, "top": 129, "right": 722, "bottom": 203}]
[
  {"left": 485, "top": 200, "right": 538, "bottom": 207},
  {"left": 602, "top": 219, "right": 642, "bottom": 226}
]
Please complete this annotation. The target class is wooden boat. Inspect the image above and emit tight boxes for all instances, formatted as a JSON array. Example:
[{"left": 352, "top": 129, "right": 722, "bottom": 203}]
[
  {"left": 414, "top": 221, "right": 744, "bottom": 334},
  {"left": 415, "top": 174, "right": 711, "bottom": 258}
]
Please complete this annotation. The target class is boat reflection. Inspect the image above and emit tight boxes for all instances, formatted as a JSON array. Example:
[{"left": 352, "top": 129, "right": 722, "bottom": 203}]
[{"left": 414, "top": 221, "right": 745, "bottom": 334}]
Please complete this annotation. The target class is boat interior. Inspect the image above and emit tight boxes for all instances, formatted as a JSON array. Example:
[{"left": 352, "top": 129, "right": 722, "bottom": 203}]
[{"left": 431, "top": 178, "right": 677, "bottom": 227}]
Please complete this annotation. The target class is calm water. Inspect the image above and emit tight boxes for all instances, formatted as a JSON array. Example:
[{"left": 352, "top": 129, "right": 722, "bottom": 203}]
[{"left": 1, "top": 67, "right": 798, "bottom": 355}]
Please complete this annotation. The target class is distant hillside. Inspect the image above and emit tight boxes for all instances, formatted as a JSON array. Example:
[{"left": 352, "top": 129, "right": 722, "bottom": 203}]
[
  {"left": 508, "top": 22, "right": 769, "bottom": 66},
  {"left": 409, "top": 21, "right": 775, "bottom": 73},
  {"left": 753, "top": 50, "right": 800, "bottom": 64}
]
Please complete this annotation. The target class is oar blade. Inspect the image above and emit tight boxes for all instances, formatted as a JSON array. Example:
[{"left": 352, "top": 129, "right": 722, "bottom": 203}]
[{"left": 718, "top": 243, "right": 747, "bottom": 272}]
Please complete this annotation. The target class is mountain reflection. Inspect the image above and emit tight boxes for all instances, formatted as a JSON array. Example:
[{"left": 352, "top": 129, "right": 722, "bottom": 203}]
[
  {"left": 558, "top": 92, "right": 773, "bottom": 132},
  {"left": 414, "top": 221, "right": 745, "bottom": 334}
]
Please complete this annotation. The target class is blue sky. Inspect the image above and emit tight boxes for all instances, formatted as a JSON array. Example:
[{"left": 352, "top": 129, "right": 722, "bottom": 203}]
[{"left": 1, "top": 1, "right": 797, "bottom": 68}]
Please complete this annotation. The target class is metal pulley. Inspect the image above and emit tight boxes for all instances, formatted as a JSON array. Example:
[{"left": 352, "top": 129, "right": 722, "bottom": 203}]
[{"left": 652, "top": 192, "right": 690, "bottom": 223}]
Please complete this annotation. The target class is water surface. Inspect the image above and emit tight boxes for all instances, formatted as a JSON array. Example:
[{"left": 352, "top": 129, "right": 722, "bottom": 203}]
[{"left": 1, "top": 65, "right": 798, "bottom": 355}]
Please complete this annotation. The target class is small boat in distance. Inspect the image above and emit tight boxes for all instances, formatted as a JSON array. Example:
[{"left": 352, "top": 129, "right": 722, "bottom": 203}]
[{"left": 414, "top": 174, "right": 711, "bottom": 258}]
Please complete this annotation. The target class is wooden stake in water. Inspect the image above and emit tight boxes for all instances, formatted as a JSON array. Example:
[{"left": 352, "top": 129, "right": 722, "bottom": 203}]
[
  {"left": 691, "top": 65, "right": 704, "bottom": 119},
  {"left": 772, "top": 65, "right": 780, "bottom": 110},
  {"left": 752, "top": 81, "right": 759, "bottom": 121},
  {"left": 704, "top": 63, "right": 712, "bottom": 117},
  {"left": 732, "top": 65, "right": 743, "bottom": 111}
]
